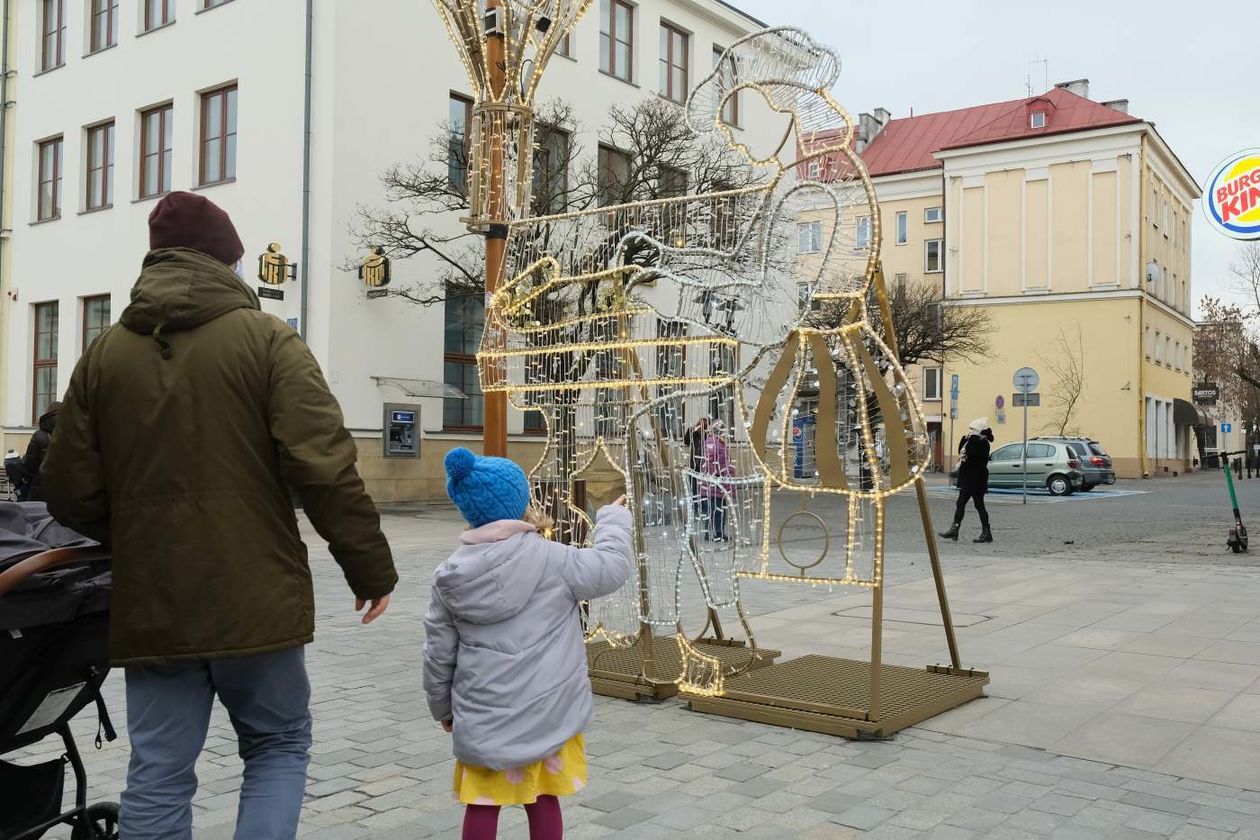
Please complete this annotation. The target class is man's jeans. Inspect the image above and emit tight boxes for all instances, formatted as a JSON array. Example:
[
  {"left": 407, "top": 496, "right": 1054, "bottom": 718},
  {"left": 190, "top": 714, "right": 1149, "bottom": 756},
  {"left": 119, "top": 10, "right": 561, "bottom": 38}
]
[{"left": 120, "top": 647, "right": 313, "bottom": 840}]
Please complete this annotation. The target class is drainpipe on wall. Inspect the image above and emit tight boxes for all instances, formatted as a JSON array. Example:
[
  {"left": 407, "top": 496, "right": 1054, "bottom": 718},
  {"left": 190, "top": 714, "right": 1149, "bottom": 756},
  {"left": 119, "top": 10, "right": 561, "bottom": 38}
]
[
  {"left": 1138, "top": 143, "right": 1148, "bottom": 478},
  {"left": 941, "top": 169, "right": 951, "bottom": 470},
  {"left": 299, "top": 0, "right": 313, "bottom": 342},
  {"left": 0, "top": 0, "right": 12, "bottom": 434}
]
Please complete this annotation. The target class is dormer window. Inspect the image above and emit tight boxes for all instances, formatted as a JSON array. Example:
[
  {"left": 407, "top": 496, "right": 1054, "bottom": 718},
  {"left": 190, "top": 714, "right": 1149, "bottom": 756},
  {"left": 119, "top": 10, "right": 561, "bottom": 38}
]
[{"left": 1030, "top": 111, "right": 1047, "bottom": 129}]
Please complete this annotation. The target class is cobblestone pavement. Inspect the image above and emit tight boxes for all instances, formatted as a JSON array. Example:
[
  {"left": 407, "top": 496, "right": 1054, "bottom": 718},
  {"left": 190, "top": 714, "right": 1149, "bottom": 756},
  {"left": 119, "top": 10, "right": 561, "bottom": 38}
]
[{"left": 16, "top": 470, "right": 1260, "bottom": 838}]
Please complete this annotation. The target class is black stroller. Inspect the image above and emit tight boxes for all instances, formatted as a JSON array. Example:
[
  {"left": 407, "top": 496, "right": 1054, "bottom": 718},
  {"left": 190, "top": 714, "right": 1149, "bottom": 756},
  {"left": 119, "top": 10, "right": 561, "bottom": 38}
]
[{"left": 0, "top": 503, "right": 118, "bottom": 839}]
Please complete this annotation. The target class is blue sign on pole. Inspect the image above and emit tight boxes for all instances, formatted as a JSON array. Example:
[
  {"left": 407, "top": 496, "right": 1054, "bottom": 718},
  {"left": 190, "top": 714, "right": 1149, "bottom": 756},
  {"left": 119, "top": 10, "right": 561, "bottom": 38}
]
[
  {"left": 951, "top": 374, "right": 959, "bottom": 391},
  {"left": 1222, "top": 423, "right": 1233, "bottom": 434}
]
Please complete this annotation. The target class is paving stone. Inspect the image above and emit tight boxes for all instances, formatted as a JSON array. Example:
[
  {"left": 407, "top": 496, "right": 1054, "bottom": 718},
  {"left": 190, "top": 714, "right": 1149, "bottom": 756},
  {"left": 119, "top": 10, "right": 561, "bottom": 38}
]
[
  {"left": 641, "top": 750, "right": 691, "bottom": 770},
  {"left": 1120, "top": 792, "right": 1198, "bottom": 817},
  {"left": 809, "top": 791, "right": 865, "bottom": 815},
  {"left": 1031, "top": 792, "right": 1093, "bottom": 817},
  {"left": 727, "top": 777, "right": 782, "bottom": 798},
  {"left": 713, "top": 761, "right": 770, "bottom": 782},
  {"left": 977, "top": 791, "right": 1037, "bottom": 814},
  {"left": 582, "top": 791, "right": 644, "bottom": 813},
  {"left": 650, "top": 805, "right": 717, "bottom": 830},
  {"left": 592, "top": 808, "right": 656, "bottom": 831},
  {"left": 829, "top": 805, "right": 897, "bottom": 831}
]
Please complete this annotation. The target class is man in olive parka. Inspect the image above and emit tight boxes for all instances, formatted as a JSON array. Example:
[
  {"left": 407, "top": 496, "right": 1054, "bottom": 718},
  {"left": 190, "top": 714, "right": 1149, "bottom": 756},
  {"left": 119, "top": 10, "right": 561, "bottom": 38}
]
[{"left": 42, "top": 192, "right": 397, "bottom": 840}]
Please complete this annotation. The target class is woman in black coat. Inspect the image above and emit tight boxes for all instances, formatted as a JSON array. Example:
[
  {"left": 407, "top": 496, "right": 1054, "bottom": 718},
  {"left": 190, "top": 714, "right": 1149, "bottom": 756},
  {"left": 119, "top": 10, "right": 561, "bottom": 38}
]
[
  {"left": 941, "top": 417, "right": 994, "bottom": 543},
  {"left": 17, "top": 402, "right": 59, "bottom": 502}
]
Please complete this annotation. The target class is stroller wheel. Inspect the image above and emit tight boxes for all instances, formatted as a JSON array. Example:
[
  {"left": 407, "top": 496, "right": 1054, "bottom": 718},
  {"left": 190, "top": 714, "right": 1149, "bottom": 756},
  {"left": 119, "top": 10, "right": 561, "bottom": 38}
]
[{"left": 72, "top": 802, "right": 119, "bottom": 840}]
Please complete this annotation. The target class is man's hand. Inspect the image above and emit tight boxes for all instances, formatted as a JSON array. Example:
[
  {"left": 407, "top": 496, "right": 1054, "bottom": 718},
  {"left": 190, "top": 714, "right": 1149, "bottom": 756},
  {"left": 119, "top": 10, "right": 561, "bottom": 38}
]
[
  {"left": 355, "top": 595, "right": 391, "bottom": 624},
  {"left": 441, "top": 720, "right": 453, "bottom": 733}
]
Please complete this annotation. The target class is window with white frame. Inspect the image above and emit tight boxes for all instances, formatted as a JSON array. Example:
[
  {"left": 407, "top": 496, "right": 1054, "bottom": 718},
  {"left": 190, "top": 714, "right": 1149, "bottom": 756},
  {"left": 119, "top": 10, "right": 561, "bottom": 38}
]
[
  {"left": 1030, "top": 111, "right": 1046, "bottom": 129},
  {"left": 1164, "top": 336, "right": 1171, "bottom": 366},
  {"left": 924, "top": 206, "right": 943, "bottom": 224},
  {"left": 1154, "top": 330, "right": 1162, "bottom": 362},
  {"left": 895, "top": 211, "right": 907, "bottom": 245},
  {"left": 855, "top": 216, "right": 871, "bottom": 251},
  {"left": 1173, "top": 341, "right": 1181, "bottom": 370},
  {"left": 923, "top": 368, "right": 942, "bottom": 401},
  {"left": 798, "top": 221, "right": 822, "bottom": 254},
  {"left": 925, "top": 239, "right": 943, "bottom": 273}
]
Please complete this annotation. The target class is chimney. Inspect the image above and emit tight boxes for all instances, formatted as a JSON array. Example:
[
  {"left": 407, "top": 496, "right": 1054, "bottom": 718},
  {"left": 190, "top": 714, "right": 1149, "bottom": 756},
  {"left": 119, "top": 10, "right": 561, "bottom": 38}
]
[
  {"left": 1054, "top": 78, "right": 1090, "bottom": 99},
  {"left": 1102, "top": 98, "right": 1129, "bottom": 114},
  {"left": 856, "top": 108, "right": 889, "bottom": 153}
]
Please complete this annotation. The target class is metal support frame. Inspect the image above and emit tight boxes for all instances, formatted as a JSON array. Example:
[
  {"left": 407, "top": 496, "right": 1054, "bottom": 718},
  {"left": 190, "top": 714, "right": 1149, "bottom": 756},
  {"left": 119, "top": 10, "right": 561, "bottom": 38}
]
[{"left": 688, "top": 264, "right": 986, "bottom": 737}]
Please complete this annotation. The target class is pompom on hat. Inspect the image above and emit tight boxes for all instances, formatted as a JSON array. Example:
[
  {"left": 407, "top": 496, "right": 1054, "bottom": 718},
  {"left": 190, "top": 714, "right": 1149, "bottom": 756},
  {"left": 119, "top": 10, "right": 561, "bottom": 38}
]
[{"left": 444, "top": 447, "right": 531, "bottom": 529}]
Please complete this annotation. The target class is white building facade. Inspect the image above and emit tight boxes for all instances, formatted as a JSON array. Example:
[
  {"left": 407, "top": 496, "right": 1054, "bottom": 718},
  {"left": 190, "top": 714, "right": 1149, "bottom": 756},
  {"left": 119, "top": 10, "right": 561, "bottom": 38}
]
[{"left": 3, "top": 0, "right": 775, "bottom": 501}]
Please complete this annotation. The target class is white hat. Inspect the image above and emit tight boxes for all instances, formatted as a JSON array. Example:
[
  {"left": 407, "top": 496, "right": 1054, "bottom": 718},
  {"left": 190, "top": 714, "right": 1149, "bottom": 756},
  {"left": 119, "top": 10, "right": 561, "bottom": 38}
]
[{"left": 968, "top": 418, "right": 989, "bottom": 433}]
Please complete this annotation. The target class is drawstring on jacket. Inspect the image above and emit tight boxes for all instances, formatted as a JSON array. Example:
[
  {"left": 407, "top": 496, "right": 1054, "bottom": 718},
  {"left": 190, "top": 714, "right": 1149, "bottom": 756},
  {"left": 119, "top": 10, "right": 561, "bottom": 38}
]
[{"left": 152, "top": 324, "right": 173, "bottom": 360}]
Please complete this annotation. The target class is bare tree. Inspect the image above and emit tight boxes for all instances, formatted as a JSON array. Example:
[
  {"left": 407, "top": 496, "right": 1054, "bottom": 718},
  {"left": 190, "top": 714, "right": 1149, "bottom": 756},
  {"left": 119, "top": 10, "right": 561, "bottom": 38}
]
[
  {"left": 350, "top": 97, "right": 756, "bottom": 307},
  {"left": 347, "top": 100, "right": 583, "bottom": 306},
  {"left": 811, "top": 280, "right": 992, "bottom": 367},
  {"left": 1038, "top": 325, "right": 1085, "bottom": 436},
  {"left": 1230, "top": 241, "right": 1260, "bottom": 315},
  {"left": 881, "top": 282, "right": 992, "bottom": 368}
]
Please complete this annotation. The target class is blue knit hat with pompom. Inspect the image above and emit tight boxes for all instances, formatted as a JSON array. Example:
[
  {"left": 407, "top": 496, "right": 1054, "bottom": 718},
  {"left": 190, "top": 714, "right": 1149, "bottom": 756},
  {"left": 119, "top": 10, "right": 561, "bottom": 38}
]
[{"left": 444, "top": 447, "right": 531, "bottom": 528}]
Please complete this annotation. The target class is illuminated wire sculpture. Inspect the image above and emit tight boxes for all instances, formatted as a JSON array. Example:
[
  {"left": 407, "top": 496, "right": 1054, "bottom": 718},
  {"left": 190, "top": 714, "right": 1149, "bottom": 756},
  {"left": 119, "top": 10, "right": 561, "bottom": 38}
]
[
  {"left": 476, "top": 28, "right": 982, "bottom": 726},
  {"left": 432, "top": 0, "right": 595, "bottom": 228}
]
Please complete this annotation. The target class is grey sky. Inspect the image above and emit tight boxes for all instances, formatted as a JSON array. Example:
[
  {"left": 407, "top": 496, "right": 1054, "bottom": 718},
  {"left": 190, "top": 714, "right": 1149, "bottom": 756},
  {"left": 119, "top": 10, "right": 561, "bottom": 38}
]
[{"left": 733, "top": 0, "right": 1256, "bottom": 314}]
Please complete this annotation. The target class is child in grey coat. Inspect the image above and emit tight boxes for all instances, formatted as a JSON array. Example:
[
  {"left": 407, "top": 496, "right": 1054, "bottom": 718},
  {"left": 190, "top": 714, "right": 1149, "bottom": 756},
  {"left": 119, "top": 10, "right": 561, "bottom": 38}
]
[{"left": 424, "top": 447, "right": 633, "bottom": 840}]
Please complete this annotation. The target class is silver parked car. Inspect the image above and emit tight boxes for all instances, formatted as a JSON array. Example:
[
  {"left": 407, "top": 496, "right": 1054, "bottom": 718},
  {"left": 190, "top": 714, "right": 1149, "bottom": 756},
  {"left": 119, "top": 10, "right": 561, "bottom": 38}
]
[
  {"left": 1032, "top": 437, "right": 1115, "bottom": 490},
  {"left": 985, "top": 440, "right": 1086, "bottom": 496}
]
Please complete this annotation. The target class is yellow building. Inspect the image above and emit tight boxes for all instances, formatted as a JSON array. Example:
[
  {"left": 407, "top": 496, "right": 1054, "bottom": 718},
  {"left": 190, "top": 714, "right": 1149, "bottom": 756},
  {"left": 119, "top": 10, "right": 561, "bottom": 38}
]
[{"left": 809, "top": 81, "right": 1199, "bottom": 479}]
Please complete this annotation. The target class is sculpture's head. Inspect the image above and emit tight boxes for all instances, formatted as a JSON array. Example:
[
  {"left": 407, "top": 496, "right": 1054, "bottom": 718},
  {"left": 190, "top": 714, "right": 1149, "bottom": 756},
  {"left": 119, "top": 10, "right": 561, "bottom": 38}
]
[{"left": 687, "top": 28, "right": 853, "bottom": 172}]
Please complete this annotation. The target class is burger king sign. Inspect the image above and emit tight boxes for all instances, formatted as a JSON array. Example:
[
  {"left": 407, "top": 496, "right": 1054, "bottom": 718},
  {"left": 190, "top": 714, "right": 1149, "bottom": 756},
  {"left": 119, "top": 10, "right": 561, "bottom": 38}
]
[{"left": 1205, "top": 148, "right": 1260, "bottom": 240}]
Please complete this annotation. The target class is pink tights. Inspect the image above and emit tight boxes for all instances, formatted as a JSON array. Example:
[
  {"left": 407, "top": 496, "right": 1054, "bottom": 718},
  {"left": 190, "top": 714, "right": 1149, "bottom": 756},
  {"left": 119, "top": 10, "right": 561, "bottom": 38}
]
[{"left": 462, "top": 795, "right": 563, "bottom": 840}]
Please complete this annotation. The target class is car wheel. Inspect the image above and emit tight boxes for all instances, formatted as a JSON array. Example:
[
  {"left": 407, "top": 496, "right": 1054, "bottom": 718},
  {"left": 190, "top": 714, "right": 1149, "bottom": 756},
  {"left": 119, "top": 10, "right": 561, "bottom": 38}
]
[
  {"left": 1080, "top": 483, "right": 1095, "bottom": 492},
  {"left": 1047, "top": 475, "right": 1071, "bottom": 496}
]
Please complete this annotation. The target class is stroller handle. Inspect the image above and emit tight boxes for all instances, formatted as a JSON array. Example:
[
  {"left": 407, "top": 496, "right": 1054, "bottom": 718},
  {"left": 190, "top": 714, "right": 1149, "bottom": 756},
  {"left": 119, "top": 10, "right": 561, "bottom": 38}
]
[{"left": 0, "top": 546, "right": 111, "bottom": 597}]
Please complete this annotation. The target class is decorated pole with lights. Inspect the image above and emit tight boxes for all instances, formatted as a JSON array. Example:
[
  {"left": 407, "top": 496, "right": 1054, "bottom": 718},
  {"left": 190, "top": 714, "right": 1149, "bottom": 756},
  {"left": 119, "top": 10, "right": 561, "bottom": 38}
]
[{"left": 431, "top": 0, "right": 595, "bottom": 457}]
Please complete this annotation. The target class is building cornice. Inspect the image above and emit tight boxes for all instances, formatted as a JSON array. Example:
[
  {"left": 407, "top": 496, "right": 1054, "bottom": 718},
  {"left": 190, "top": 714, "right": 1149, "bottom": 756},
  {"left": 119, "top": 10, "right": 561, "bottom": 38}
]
[
  {"left": 947, "top": 288, "right": 1196, "bottom": 329},
  {"left": 673, "top": 0, "right": 766, "bottom": 34},
  {"left": 1142, "top": 127, "right": 1201, "bottom": 202},
  {"left": 871, "top": 169, "right": 943, "bottom": 201}
]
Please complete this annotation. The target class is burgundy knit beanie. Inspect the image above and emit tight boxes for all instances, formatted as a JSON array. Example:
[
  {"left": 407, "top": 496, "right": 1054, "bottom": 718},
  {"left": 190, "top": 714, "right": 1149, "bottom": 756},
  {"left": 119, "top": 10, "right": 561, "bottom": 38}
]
[{"left": 148, "top": 191, "right": 244, "bottom": 266}]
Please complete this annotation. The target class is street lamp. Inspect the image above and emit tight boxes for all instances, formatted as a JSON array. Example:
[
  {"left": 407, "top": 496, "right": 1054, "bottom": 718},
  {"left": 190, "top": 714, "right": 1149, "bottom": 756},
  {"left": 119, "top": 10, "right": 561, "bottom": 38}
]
[{"left": 432, "top": 0, "right": 595, "bottom": 456}]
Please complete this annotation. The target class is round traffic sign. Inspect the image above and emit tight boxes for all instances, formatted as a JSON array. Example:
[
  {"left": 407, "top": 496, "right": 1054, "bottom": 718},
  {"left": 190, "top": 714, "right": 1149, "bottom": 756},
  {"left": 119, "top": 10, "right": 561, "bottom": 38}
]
[
  {"left": 1013, "top": 366, "right": 1039, "bottom": 394},
  {"left": 995, "top": 395, "right": 1005, "bottom": 409}
]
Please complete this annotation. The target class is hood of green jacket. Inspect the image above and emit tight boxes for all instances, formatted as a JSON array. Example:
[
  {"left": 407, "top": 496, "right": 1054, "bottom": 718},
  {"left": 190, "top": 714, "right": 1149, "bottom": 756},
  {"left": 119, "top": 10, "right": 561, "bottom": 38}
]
[{"left": 121, "top": 249, "right": 259, "bottom": 357}]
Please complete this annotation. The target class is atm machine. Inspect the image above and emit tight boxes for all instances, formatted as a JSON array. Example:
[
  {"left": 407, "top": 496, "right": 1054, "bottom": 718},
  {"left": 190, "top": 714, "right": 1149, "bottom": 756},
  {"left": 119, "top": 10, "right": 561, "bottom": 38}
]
[{"left": 383, "top": 403, "right": 421, "bottom": 459}]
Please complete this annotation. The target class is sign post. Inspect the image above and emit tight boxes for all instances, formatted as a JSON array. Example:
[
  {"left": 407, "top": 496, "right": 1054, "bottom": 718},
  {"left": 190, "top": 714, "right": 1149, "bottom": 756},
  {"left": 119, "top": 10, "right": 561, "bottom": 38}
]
[
  {"left": 1013, "top": 367, "right": 1040, "bottom": 505},
  {"left": 948, "top": 374, "right": 959, "bottom": 471}
]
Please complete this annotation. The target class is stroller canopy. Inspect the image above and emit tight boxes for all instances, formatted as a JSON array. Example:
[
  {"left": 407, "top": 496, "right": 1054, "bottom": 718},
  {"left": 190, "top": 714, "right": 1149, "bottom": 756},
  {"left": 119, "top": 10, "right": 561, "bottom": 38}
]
[{"left": 0, "top": 502, "right": 106, "bottom": 632}]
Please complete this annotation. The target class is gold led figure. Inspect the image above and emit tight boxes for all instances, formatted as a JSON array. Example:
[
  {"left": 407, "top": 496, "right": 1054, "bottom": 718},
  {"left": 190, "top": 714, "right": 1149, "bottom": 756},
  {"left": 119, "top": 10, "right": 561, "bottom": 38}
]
[{"left": 477, "top": 26, "right": 988, "bottom": 732}]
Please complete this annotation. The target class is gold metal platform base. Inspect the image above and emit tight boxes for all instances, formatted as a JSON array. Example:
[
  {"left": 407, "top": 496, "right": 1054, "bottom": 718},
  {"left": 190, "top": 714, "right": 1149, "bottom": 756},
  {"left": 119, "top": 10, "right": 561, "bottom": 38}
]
[
  {"left": 688, "top": 655, "right": 989, "bottom": 738},
  {"left": 587, "top": 637, "right": 781, "bottom": 701}
]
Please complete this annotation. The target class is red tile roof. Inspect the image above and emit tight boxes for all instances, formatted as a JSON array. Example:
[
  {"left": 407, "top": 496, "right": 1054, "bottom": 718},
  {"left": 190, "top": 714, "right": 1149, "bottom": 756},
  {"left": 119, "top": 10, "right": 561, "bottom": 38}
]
[{"left": 859, "top": 88, "right": 1141, "bottom": 178}]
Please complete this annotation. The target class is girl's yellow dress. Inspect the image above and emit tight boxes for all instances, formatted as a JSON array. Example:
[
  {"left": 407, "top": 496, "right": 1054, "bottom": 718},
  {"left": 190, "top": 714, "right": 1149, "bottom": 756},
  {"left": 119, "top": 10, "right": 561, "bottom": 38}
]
[{"left": 453, "top": 734, "right": 588, "bottom": 806}]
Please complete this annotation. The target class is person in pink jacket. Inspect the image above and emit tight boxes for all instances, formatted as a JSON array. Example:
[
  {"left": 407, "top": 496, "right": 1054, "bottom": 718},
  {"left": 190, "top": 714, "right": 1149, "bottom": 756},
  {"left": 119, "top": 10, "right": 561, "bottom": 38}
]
[{"left": 700, "top": 420, "right": 734, "bottom": 541}]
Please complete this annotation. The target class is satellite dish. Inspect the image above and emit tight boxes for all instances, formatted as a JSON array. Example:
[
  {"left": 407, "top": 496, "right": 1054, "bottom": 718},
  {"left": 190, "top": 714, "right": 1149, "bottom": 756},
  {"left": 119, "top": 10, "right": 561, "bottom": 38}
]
[{"left": 1145, "top": 260, "right": 1161, "bottom": 284}]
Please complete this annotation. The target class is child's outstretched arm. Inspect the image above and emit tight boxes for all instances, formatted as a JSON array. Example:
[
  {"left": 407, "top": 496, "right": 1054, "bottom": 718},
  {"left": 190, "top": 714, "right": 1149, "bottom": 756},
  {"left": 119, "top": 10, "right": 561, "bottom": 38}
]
[
  {"left": 422, "top": 588, "right": 458, "bottom": 724},
  {"left": 556, "top": 503, "right": 634, "bottom": 601}
]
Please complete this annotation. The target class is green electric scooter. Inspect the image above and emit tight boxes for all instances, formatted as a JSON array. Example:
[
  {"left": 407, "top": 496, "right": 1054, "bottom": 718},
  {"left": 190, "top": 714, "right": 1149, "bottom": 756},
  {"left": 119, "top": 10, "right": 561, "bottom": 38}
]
[{"left": 1220, "top": 451, "right": 1249, "bottom": 553}]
